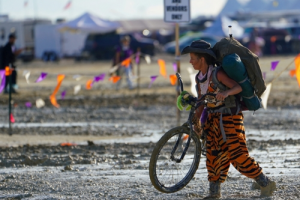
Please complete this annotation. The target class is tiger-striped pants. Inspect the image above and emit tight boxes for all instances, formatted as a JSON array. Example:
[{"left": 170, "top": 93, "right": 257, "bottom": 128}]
[{"left": 203, "top": 112, "right": 262, "bottom": 183}]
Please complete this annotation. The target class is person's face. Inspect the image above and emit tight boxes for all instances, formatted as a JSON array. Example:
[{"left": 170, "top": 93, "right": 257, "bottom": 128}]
[
  {"left": 189, "top": 53, "right": 206, "bottom": 71},
  {"left": 122, "top": 40, "right": 129, "bottom": 46},
  {"left": 9, "top": 38, "right": 16, "bottom": 44}
]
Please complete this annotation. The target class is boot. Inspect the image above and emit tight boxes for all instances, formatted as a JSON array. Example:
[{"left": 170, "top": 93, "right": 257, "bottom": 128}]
[
  {"left": 254, "top": 173, "right": 276, "bottom": 197},
  {"left": 204, "top": 181, "right": 221, "bottom": 199}
]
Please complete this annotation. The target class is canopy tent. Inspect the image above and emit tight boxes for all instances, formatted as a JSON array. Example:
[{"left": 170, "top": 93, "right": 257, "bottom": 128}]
[
  {"left": 203, "top": 15, "right": 244, "bottom": 39},
  {"left": 219, "top": 0, "right": 300, "bottom": 16},
  {"left": 58, "top": 12, "right": 120, "bottom": 33}
]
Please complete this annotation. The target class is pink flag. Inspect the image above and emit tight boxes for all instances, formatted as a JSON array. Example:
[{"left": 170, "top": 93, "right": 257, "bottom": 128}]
[
  {"left": 149, "top": 76, "right": 158, "bottom": 88},
  {"left": 10, "top": 114, "right": 15, "bottom": 123},
  {"left": 173, "top": 62, "right": 177, "bottom": 72},
  {"left": 64, "top": 0, "right": 72, "bottom": 10},
  {"left": 24, "top": 0, "right": 28, "bottom": 7},
  {"left": 61, "top": 90, "right": 66, "bottom": 99},
  {"left": 271, "top": 61, "right": 279, "bottom": 71},
  {"left": 35, "top": 72, "right": 47, "bottom": 83}
]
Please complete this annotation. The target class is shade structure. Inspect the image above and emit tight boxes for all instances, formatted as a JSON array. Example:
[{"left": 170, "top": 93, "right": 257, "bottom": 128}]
[
  {"left": 58, "top": 12, "right": 120, "bottom": 33},
  {"left": 203, "top": 15, "right": 244, "bottom": 39}
]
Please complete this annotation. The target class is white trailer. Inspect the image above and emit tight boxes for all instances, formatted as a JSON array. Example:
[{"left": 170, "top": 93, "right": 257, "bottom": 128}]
[
  {"left": 0, "top": 19, "right": 51, "bottom": 60},
  {"left": 34, "top": 24, "right": 88, "bottom": 59}
]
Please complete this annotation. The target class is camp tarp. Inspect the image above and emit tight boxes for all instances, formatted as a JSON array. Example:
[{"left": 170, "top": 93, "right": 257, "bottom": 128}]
[
  {"left": 58, "top": 12, "right": 120, "bottom": 33},
  {"left": 203, "top": 15, "right": 244, "bottom": 39}
]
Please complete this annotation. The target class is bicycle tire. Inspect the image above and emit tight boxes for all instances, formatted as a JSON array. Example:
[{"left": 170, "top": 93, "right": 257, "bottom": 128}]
[{"left": 149, "top": 126, "right": 201, "bottom": 193}]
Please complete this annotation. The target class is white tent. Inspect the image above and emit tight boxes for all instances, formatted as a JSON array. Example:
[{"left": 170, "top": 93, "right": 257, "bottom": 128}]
[
  {"left": 203, "top": 15, "right": 244, "bottom": 39},
  {"left": 58, "top": 12, "right": 120, "bottom": 33}
]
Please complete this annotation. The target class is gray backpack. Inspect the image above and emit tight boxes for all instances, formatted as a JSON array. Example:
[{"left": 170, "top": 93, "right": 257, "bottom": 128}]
[{"left": 212, "top": 37, "right": 266, "bottom": 97}]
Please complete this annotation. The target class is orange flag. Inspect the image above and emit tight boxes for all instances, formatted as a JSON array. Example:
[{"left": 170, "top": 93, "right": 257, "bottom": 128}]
[
  {"left": 50, "top": 96, "right": 59, "bottom": 108},
  {"left": 5, "top": 66, "right": 12, "bottom": 76},
  {"left": 296, "top": 67, "right": 300, "bottom": 87},
  {"left": 294, "top": 54, "right": 300, "bottom": 87},
  {"left": 295, "top": 54, "right": 300, "bottom": 70},
  {"left": 121, "top": 58, "right": 131, "bottom": 67},
  {"left": 158, "top": 59, "right": 167, "bottom": 78},
  {"left": 49, "top": 74, "right": 65, "bottom": 108},
  {"left": 290, "top": 69, "right": 296, "bottom": 77},
  {"left": 169, "top": 74, "right": 177, "bottom": 85},
  {"left": 86, "top": 79, "right": 93, "bottom": 90},
  {"left": 109, "top": 76, "right": 121, "bottom": 83}
]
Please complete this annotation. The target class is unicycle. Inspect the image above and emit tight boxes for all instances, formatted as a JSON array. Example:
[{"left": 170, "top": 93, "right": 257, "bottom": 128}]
[{"left": 149, "top": 73, "right": 213, "bottom": 193}]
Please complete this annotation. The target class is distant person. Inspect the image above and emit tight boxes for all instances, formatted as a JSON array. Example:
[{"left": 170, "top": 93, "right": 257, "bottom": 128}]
[
  {"left": 249, "top": 28, "right": 264, "bottom": 57},
  {"left": 0, "top": 33, "right": 23, "bottom": 93},
  {"left": 113, "top": 36, "right": 134, "bottom": 90}
]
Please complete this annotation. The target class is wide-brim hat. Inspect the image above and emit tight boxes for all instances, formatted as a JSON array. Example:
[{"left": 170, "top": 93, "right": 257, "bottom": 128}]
[{"left": 181, "top": 40, "right": 216, "bottom": 59}]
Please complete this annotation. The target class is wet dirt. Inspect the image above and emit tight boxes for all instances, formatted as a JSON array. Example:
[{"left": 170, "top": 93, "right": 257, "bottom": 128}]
[{"left": 0, "top": 56, "right": 299, "bottom": 199}]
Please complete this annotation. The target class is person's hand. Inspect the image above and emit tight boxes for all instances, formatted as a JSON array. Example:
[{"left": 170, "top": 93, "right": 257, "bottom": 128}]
[
  {"left": 177, "top": 91, "right": 194, "bottom": 111},
  {"left": 216, "top": 91, "right": 228, "bottom": 101}
]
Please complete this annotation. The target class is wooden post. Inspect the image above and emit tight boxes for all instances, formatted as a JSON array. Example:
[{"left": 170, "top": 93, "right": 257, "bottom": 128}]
[{"left": 175, "top": 23, "right": 181, "bottom": 126}]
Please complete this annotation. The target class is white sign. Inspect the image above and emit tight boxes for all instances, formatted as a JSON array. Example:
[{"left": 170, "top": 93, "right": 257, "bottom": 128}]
[{"left": 164, "top": 0, "right": 190, "bottom": 23}]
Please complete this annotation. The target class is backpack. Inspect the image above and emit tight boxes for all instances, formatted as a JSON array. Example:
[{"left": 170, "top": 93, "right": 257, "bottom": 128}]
[
  {"left": 212, "top": 37, "right": 266, "bottom": 98},
  {"left": 211, "top": 54, "right": 261, "bottom": 111}
]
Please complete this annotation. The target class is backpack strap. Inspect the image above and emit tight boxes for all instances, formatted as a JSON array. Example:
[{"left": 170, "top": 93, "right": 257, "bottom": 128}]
[
  {"left": 211, "top": 66, "right": 227, "bottom": 91},
  {"left": 195, "top": 71, "right": 201, "bottom": 98},
  {"left": 212, "top": 66, "right": 237, "bottom": 109}
]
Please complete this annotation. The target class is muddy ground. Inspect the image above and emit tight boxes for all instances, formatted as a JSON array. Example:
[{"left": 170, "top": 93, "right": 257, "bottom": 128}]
[{"left": 0, "top": 55, "right": 299, "bottom": 199}]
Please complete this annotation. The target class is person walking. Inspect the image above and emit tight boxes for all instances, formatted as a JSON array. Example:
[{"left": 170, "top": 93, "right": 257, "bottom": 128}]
[
  {"left": 113, "top": 35, "right": 134, "bottom": 90},
  {"left": 179, "top": 40, "right": 276, "bottom": 198},
  {"left": 0, "top": 33, "right": 23, "bottom": 93}
]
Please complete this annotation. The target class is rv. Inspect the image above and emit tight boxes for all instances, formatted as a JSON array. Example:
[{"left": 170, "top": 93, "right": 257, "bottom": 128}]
[{"left": 0, "top": 17, "right": 51, "bottom": 62}]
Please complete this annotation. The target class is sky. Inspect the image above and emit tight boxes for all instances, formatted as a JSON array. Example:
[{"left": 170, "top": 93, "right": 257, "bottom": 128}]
[{"left": 0, "top": 0, "right": 227, "bottom": 22}]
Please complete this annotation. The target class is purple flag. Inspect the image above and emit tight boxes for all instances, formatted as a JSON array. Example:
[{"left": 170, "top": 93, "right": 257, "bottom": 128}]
[
  {"left": 173, "top": 62, "right": 177, "bottom": 72},
  {"left": 200, "top": 107, "right": 208, "bottom": 125},
  {"left": 94, "top": 73, "right": 106, "bottom": 82},
  {"left": 271, "top": 61, "right": 279, "bottom": 71},
  {"left": 0, "top": 70, "right": 6, "bottom": 93},
  {"left": 135, "top": 52, "right": 140, "bottom": 64},
  {"left": 35, "top": 72, "right": 48, "bottom": 83},
  {"left": 25, "top": 102, "right": 32, "bottom": 108},
  {"left": 263, "top": 72, "right": 266, "bottom": 80},
  {"left": 61, "top": 90, "right": 66, "bottom": 99},
  {"left": 149, "top": 76, "right": 158, "bottom": 88}
]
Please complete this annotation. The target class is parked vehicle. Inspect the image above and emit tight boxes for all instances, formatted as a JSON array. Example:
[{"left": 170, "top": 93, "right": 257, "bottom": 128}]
[
  {"left": 163, "top": 33, "right": 219, "bottom": 54},
  {"left": 35, "top": 24, "right": 88, "bottom": 59},
  {"left": 78, "top": 31, "right": 157, "bottom": 60},
  {"left": 0, "top": 19, "right": 51, "bottom": 62}
]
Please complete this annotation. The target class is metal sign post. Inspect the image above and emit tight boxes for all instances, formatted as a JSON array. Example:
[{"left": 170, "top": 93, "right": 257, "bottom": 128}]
[
  {"left": 164, "top": 0, "right": 190, "bottom": 125},
  {"left": 8, "top": 64, "right": 12, "bottom": 135}
]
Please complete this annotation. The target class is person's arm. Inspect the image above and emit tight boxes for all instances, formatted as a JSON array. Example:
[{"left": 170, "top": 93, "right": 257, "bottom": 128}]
[
  {"left": 216, "top": 70, "right": 242, "bottom": 101},
  {"left": 14, "top": 48, "right": 23, "bottom": 56},
  {"left": 115, "top": 52, "right": 120, "bottom": 66},
  {"left": 130, "top": 50, "right": 134, "bottom": 75}
]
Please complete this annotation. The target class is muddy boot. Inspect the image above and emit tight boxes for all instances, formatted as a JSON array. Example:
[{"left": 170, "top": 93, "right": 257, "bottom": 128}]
[
  {"left": 254, "top": 173, "right": 276, "bottom": 197},
  {"left": 204, "top": 181, "right": 221, "bottom": 199},
  {"left": 251, "top": 181, "right": 260, "bottom": 190}
]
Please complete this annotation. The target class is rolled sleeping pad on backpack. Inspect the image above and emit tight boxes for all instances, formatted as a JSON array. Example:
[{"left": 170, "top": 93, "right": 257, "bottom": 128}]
[{"left": 222, "top": 54, "right": 261, "bottom": 111}]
